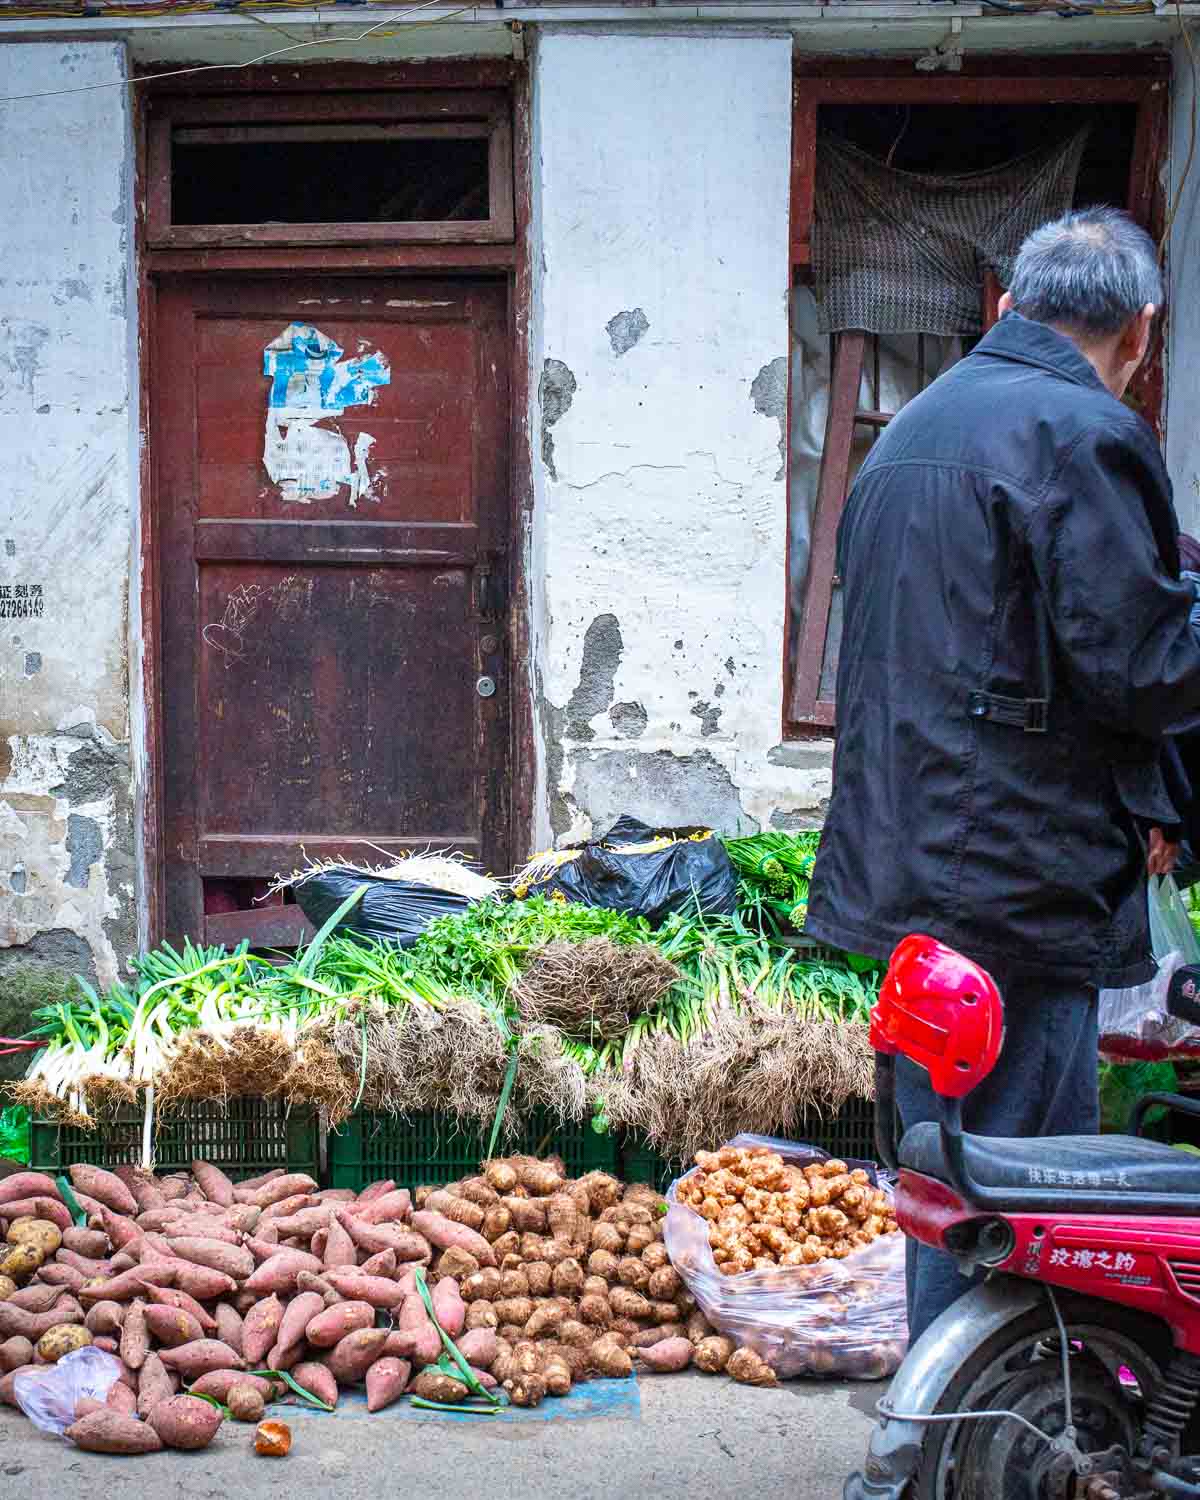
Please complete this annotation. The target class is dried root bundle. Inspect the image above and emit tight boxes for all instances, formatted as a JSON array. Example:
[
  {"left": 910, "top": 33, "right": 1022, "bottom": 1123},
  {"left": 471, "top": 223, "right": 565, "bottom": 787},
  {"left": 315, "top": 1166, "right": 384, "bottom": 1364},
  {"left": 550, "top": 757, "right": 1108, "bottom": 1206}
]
[{"left": 514, "top": 940, "right": 679, "bottom": 1043}]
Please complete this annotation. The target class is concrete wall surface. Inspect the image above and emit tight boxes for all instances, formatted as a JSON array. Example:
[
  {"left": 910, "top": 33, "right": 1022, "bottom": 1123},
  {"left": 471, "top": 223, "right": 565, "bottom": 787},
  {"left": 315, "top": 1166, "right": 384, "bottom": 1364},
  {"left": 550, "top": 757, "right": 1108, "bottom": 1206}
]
[
  {"left": 0, "top": 42, "right": 139, "bottom": 1008},
  {"left": 1168, "top": 27, "right": 1200, "bottom": 538},
  {"left": 528, "top": 30, "right": 831, "bottom": 848}
]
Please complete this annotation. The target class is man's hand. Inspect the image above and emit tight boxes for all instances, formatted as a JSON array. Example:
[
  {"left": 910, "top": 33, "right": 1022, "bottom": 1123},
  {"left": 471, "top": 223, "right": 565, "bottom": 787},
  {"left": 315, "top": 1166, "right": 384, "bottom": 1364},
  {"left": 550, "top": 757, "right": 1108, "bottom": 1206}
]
[{"left": 1148, "top": 827, "right": 1180, "bottom": 876}]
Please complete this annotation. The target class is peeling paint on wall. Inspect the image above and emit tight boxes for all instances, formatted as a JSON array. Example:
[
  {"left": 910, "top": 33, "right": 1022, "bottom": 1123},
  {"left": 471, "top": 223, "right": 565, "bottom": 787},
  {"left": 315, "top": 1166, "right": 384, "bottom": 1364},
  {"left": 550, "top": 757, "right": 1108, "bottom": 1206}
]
[
  {"left": 571, "top": 748, "right": 757, "bottom": 835},
  {"left": 539, "top": 358, "right": 577, "bottom": 482},
  {"left": 751, "top": 356, "right": 789, "bottom": 484},
  {"left": 606, "top": 309, "right": 649, "bottom": 358},
  {"left": 0, "top": 42, "right": 138, "bottom": 984}
]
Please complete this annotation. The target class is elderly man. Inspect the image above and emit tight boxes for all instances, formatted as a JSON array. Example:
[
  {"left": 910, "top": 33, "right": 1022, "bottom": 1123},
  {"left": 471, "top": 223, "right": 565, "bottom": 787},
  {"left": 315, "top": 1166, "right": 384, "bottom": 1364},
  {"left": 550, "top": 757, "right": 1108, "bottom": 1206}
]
[{"left": 805, "top": 208, "right": 1200, "bottom": 1342}]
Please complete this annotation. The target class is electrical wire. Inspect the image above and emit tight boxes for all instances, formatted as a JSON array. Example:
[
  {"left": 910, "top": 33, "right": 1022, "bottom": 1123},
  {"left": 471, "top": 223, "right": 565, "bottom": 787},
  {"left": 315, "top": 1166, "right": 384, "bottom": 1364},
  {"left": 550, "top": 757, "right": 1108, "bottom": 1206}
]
[
  {"left": 1161, "top": 0, "right": 1198, "bottom": 257},
  {"left": 0, "top": 0, "right": 474, "bottom": 103}
]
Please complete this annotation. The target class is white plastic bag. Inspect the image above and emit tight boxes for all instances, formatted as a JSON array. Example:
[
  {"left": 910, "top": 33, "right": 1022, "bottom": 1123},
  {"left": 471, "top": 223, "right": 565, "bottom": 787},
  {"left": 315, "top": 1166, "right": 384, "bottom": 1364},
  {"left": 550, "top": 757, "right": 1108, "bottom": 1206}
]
[
  {"left": 14, "top": 1346, "right": 123, "bottom": 1435},
  {"left": 1099, "top": 876, "right": 1200, "bottom": 1060},
  {"left": 663, "top": 1133, "right": 907, "bottom": 1380}
]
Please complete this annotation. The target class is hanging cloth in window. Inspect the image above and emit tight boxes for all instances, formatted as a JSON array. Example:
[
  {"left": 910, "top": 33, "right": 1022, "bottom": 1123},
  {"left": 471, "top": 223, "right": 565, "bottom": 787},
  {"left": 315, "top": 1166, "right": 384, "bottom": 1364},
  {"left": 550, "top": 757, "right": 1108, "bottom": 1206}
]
[{"left": 813, "top": 127, "right": 1090, "bottom": 337}]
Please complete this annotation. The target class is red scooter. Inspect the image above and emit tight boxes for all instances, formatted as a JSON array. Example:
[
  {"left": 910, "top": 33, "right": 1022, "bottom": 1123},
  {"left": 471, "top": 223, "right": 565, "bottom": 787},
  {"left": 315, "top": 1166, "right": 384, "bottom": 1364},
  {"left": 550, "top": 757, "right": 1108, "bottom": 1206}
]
[{"left": 846, "top": 935, "right": 1200, "bottom": 1500}]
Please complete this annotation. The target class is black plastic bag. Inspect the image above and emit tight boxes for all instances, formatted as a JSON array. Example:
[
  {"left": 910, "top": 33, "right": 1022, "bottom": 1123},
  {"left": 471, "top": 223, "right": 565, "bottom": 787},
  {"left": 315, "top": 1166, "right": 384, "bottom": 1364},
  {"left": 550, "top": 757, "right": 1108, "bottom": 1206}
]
[
  {"left": 294, "top": 867, "right": 473, "bottom": 947},
  {"left": 534, "top": 815, "right": 737, "bottom": 925}
]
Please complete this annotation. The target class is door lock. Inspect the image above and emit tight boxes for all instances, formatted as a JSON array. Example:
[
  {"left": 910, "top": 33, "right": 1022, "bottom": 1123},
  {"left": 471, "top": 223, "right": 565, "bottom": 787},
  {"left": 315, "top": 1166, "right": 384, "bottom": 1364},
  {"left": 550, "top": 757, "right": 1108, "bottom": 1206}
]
[{"left": 476, "top": 675, "right": 497, "bottom": 699}]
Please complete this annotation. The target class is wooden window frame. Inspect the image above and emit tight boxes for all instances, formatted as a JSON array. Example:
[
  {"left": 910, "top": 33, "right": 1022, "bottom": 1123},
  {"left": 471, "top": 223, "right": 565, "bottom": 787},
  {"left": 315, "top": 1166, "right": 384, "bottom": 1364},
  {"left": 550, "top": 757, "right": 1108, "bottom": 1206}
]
[
  {"left": 145, "top": 86, "right": 514, "bottom": 248},
  {"left": 784, "top": 56, "right": 1170, "bottom": 736}
]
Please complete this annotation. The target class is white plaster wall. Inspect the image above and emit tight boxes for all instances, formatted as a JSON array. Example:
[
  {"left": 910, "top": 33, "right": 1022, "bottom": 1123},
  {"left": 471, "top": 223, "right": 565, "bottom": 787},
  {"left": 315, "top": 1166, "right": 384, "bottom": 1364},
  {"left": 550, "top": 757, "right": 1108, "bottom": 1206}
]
[
  {"left": 529, "top": 31, "right": 829, "bottom": 845},
  {"left": 1168, "top": 27, "right": 1200, "bottom": 538},
  {"left": 0, "top": 42, "right": 138, "bottom": 987}
]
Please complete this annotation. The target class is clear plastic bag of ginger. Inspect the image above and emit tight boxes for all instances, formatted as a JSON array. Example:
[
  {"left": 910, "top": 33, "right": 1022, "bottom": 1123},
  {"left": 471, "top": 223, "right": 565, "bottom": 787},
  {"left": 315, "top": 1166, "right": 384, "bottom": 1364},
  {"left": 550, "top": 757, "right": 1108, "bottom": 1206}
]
[{"left": 663, "top": 1133, "right": 907, "bottom": 1380}]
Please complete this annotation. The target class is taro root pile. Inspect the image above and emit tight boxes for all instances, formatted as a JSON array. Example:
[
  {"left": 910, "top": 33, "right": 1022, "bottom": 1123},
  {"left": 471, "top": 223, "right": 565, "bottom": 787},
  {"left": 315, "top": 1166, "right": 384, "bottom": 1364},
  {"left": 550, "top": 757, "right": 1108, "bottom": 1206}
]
[
  {"left": 676, "top": 1144, "right": 900, "bottom": 1274},
  {"left": 0, "top": 1154, "right": 780, "bottom": 1455}
]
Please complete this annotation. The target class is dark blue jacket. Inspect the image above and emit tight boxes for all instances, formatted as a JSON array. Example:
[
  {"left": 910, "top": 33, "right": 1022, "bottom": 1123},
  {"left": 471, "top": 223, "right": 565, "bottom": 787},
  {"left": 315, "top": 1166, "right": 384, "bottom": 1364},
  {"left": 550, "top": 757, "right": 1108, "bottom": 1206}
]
[{"left": 806, "top": 312, "right": 1200, "bottom": 988}]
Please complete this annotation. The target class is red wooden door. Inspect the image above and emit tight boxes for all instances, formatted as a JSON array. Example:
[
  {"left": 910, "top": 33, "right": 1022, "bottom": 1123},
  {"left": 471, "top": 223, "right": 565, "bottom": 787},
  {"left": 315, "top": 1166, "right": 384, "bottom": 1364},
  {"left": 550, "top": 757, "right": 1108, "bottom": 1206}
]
[{"left": 153, "top": 277, "right": 511, "bottom": 947}]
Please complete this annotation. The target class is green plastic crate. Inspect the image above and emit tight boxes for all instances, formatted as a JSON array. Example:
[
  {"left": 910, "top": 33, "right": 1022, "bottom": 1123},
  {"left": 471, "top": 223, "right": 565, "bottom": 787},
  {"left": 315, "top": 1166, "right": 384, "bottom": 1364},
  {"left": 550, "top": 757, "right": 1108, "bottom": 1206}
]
[
  {"left": 30, "top": 1097, "right": 319, "bottom": 1183},
  {"left": 619, "top": 1094, "right": 879, "bottom": 1194},
  {"left": 329, "top": 1108, "right": 618, "bottom": 1191}
]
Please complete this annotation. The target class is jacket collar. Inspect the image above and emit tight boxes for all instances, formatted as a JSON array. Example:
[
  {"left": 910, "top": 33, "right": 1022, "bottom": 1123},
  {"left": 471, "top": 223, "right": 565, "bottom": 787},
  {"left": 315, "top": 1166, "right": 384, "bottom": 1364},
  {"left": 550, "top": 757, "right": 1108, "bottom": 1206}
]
[{"left": 974, "top": 310, "right": 1109, "bottom": 396}]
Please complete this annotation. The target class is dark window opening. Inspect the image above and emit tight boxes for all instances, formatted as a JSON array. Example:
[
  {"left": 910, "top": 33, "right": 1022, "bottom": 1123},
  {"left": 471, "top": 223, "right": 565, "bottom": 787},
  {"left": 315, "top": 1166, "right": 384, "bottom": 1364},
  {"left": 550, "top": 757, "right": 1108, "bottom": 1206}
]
[
  {"left": 173, "top": 134, "right": 491, "bottom": 225},
  {"left": 786, "top": 100, "right": 1145, "bottom": 734}
]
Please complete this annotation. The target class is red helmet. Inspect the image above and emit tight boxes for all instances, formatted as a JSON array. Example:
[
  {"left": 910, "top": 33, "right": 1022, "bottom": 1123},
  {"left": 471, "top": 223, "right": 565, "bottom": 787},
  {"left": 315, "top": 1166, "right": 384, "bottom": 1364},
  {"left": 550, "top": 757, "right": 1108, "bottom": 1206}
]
[{"left": 871, "top": 934, "right": 1005, "bottom": 1098}]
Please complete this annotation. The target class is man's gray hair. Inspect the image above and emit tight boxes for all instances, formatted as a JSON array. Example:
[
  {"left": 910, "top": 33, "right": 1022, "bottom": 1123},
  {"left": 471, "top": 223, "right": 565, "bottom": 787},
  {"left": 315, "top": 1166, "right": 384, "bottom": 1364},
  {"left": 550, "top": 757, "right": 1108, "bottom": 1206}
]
[{"left": 1006, "top": 207, "right": 1162, "bottom": 338}]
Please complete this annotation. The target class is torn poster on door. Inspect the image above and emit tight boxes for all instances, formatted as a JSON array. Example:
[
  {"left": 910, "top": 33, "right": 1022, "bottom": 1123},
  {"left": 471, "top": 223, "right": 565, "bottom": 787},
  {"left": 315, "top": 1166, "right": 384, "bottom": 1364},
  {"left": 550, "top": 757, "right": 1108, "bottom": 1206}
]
[{"left": 262, "top": 323, "right": 391, "bottom": 506}]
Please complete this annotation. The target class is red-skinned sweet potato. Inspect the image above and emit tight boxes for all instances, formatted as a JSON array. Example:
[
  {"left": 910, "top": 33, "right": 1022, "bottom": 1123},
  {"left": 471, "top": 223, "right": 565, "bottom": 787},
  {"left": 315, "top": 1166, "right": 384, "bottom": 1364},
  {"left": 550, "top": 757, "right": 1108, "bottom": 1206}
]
[
  {"left": 322, "top": 1270, "right": 405, "bottom": 1309},
  {"left": 304, "top": 1300, "right": 375, "bottom": 1348},
  {"left": 69, "top": 1166, "right": 138, "bottom": 1218},
  {"left": 411, "top": 1210, "right": 495, "bottom": 1267},
  {"left": 148, "top": 1394, "right": 224, "bottom": 1450},
  {"left": 159, "top": 1339, "right": 245, "bottom": 1379},
  {"left": 192, "top": 1160, "right": 235, "bottom": 1208},
  {"left": 366, "top": 1356, "right": 410, "bottom": 1412},
  {"left": 291, "top": 1361, "right": 338, "bottom": 1408},
  {"left": 167, "top": 1237, "right": 254, "bottom": 1280},
  {"left": 272, "top": 1290, "right": 324, "bottom": 1361},
  {"left": 136, "top": 1351, "right": 177, "bottom": 1418},
  {"left": 188, "top": 1368, "right": 273, "bottom": 1404},
  {"left": 325, "top": 1327, "right": 388, "bottom": 1384},
  {"left": 241, "top": 1294, "right": 284, "bottom": 1364},
  {"left": 244, "top": 1250, "right": 323, "bottom": 1295},
  {"left": 66, "top": 1409, "right": 163, "bottom": 1453}
]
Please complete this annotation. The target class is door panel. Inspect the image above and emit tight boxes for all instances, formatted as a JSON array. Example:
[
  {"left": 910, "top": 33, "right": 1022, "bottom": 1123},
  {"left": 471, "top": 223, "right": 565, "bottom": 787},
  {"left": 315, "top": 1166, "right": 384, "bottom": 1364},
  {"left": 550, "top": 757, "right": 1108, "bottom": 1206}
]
[{"left": 153, "top": 277, "right": 511, "bottom": 946}]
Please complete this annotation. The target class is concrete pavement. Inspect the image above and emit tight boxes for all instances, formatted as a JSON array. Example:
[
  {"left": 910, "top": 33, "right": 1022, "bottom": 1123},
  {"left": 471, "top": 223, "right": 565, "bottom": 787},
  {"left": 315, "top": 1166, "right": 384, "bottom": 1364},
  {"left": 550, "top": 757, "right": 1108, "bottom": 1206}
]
[{"left": 0, "top": 1371, "right": 882, "bottom": 1499}]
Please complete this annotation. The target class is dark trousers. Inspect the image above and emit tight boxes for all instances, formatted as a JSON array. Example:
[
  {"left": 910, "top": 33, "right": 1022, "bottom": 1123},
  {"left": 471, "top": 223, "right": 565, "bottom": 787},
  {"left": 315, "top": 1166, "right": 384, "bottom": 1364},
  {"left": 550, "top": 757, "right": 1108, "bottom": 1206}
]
[{"left": 895, "top": 977, "right": 1099, "bottom": 1345}]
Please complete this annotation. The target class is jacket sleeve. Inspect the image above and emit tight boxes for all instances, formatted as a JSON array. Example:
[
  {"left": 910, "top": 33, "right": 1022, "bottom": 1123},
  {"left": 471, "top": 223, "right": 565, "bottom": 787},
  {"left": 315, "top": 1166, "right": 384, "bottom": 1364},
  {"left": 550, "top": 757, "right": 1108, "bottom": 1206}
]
[{"left": 1027, "top": 417, "right": 1200, "bottom": 738}]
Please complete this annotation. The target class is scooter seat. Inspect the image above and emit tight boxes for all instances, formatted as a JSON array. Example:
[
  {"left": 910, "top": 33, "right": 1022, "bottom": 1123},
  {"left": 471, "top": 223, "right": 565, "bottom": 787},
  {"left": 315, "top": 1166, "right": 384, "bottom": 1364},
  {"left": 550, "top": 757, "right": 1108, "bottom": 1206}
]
[{"left": 899, "top": 1122, "right": 1200, "bottom": 1198}]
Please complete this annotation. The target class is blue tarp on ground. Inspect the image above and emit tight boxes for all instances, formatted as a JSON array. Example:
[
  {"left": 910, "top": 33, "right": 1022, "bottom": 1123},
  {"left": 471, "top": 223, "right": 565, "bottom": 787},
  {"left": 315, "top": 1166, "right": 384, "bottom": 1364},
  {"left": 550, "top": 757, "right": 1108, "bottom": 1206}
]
[{"left": 286, "top": 1376, "right": 641, "bottom": 1425}]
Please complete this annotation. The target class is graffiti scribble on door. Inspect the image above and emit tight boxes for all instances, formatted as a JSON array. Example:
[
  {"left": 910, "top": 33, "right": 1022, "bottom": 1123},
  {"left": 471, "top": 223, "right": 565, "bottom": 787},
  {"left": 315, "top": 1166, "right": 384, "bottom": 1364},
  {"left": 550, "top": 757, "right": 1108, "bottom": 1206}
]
[{"left": 262, "top": 323, "right": 391, "bottom": 506}]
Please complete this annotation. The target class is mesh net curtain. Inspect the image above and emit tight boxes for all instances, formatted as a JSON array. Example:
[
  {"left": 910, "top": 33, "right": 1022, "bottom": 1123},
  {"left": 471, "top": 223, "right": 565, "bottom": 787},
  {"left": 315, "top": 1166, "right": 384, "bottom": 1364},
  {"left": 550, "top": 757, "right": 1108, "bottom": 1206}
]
[{"left": 812, "top": 127, "right": 1090, "bottom": 337}]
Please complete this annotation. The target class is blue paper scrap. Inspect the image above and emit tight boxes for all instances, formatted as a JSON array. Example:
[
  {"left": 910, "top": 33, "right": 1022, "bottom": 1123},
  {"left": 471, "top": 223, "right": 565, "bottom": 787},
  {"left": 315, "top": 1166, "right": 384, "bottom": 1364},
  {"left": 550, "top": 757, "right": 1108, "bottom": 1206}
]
[{"left": 286, "top": 1376, "right": 641, "bottom": 1424}]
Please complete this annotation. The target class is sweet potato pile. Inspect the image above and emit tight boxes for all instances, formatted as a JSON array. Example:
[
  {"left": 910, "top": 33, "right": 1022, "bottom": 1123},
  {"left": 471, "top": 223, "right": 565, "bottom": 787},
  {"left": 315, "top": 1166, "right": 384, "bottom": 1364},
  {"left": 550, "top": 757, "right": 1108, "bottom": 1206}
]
[
  {"left": 0, "top": 1152, "right": 787, "bottom": 1450},
  {"left": 675, "top": 1145, "right": 899, "bottom": 1274}
]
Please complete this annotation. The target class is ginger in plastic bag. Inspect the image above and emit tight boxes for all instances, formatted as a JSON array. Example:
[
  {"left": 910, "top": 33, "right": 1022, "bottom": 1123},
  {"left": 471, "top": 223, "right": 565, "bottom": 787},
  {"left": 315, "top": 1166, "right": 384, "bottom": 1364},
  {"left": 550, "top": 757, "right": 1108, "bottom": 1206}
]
[
  {"left": 665, "top": 1133, "right": 907, "bottom": 1381},
  {"left": 14, "top": 1347, "right": 123, "bottom": 1435}
]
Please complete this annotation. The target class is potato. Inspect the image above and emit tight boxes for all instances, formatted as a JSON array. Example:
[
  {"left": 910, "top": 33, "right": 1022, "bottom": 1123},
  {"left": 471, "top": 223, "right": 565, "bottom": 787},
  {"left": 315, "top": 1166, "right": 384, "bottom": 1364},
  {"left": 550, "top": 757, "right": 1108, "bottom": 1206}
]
[
  {"left": 647, "top": 1266, "right": 682, "bottom": 1301},
  {"left": 462, "top": 1267, "right": 501, "bottom": 1302},
  {"left": 694, "top": 1335, "right": 736, "bottom": 1373},
  {"left": 542, "top": 1354, "right": 572, "bottom": 1397},
  {"left": 727, "top": 1347, "right": 778, "bottom": 1387},
  {"left": 589, "top": 1335, "right": 633, "bottom": 1378},
  {"left": 493, "top": 1297, "right": 534, "bottom": 1329},
  {"left": 7, "top": 1217, "right": 62, "bottom": 1257},
  {"left": 500, "top": 1267, "right": 530, "bottom": 1299},
  {"left": 148, "top": 1393, "right": 224, "bottom": 1450},
  {"left": 38, "top": 1323, "right": 92, "bottom": 1362},
  {"left": 465, "top": 1300, "right": 498, "bottom": 1332},
  {"left": 552, "top": 1258, "right": 584, "bottom": 1297},
  {"left": 67, "top": 1408, "right": 164, "bottom": 1453},
  {"left": 226, "top": 1382, "right": 266, "bottom": 1423},
  {"left": 578, "top": 1293, "right": 611, "bottom": 1328},
  {"left": 411, "top": 1369, "right": 468, "bottom": 1403},
  {"left": 506, "top": 1372, "right": 547, "bottom": 1407},
  {"left": 0, "top": 1243, "right": 43, "bottom": 1284},
  {"left": 609, "top": 1286, "right": 652, "bottom": 1320},
  {"left": 587, "top": 1249, "right": 619, "bottom": 1281},
  {"left": 0, "top": 1276, "right": 14, "bottom": 1304}
]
